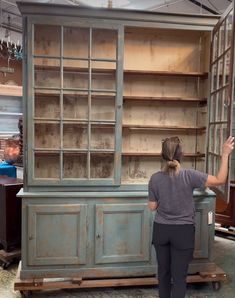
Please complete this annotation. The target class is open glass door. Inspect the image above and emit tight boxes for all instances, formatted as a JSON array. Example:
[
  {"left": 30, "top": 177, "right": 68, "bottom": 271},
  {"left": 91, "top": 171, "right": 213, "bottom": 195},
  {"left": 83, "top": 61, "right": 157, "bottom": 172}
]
[{"left": 207, "top": 3, "right": 234, "bottom": 203}]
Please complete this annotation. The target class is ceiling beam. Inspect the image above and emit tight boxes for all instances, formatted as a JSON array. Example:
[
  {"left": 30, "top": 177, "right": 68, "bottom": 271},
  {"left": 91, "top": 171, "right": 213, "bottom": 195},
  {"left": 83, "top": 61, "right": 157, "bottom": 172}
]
[{"left": 187, "top": 0, "right": 219, "bottom": 14}]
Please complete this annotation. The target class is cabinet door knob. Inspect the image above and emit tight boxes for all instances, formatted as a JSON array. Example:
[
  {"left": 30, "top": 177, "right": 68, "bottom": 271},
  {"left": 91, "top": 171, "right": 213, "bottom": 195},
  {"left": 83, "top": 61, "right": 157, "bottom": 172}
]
[
  {"left": 97, "top": 234, "right": 101, "bottom": 239},
  {"left": 29, "top": 235, "right": 34, "bottom": 240}
]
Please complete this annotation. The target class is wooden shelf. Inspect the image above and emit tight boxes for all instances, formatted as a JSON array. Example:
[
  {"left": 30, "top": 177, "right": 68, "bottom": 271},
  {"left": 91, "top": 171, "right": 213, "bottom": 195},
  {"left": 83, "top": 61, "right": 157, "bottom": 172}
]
[
  {"left": 123, "top": 95, "right": 207, "bottom": 102},
  {"left": 35, "top": 65, "right": 116, "bottom": 74},
  {"left": 34, "top": 65, "right": 208, "bottom": 78},
  {"left": 0, "top": 84, "right": 22, "bottom": 97},
  {"left": 35, "top": 92, "right": 115, "bottom": 99},
  {"left": 34, "top": 91, "right": 206, "bottom": 103},
  {"left": 122, "top": 152, "right": 205, "bottom": 157},
  {"left": 34, "top": 118, "right": 60, "bottom": 123},
  {"left": 122, "top": 124, "right": 206, "bottom": 131},
  {"left": 124, "top": 69, "right": 208, "bottom": 78}
]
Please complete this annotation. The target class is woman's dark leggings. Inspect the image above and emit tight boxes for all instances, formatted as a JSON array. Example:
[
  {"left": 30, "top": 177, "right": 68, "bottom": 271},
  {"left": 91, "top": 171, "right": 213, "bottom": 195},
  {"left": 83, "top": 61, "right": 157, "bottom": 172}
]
[{"left": 152, "top": 222, "right": 195, "bottom": 298}]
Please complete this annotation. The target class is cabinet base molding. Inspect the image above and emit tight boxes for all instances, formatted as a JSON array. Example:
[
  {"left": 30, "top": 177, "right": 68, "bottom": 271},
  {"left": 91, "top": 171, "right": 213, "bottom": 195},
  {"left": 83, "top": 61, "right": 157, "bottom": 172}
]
[{"left": 15, "top": 261, "right": 227, "bottom": 293}]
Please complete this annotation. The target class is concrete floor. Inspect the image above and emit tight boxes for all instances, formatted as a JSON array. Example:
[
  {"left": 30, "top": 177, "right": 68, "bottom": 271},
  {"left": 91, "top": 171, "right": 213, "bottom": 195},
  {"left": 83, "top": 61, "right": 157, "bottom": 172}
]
[{"left": 0, "top": 236, "right": 234, "bottom": 298}]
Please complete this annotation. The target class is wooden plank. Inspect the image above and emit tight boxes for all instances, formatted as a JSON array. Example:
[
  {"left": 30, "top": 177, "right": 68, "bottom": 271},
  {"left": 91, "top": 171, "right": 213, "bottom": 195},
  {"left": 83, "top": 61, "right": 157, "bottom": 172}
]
[
  {"left": 0, "top": 84, "right": 22, "bottom": 97},
  {"left": 122, "top": 124, "right": 206, "bottom": 131},
  {"left": 122, "top": 152, "right": 205, "bottom": 157},
  {"left": 14, "top": 265, "right": 227, "bottom": 291},
  {"left": 0, "top": 249, "right": 21, "bottom": 262},
  {"left": 215, "top": 226, "right": 235, "bottom": 236},
  {"left": 124, "top": 69, "right": 208, "bottom": 77},
  {"left": 34, "top": 66, "right": 207, "bottom": 78},
  {"left": 123, "top": 95, "right": 207, "bottom": 102}
]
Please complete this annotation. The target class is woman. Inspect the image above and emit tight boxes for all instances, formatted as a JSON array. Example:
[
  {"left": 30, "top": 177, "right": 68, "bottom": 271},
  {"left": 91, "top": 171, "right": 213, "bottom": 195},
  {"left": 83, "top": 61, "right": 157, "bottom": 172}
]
[{"left": 148, "top": 136, "right": 234, "bottom": 298}]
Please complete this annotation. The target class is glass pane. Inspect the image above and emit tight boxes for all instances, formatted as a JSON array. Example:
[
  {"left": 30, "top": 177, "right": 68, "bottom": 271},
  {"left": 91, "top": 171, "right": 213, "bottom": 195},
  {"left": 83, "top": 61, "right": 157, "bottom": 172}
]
[
  {"left": 225, "top": 51, "right": 230, "bottom": 85},
  {"left": 209, "top": 94, "right": 216, "bottom": 122},
  {"left": 226, "top": 10, "right": 233, "bottom": 49},
  {"left": 91, "top": 125, "right": 115, "bottom": 150},
  {"left": 63, "top": 153, "right": 87, "bottom": 178},
  {"left": 216, "top": 91, "right": 223, "bottom": 122},
  {"left": 218, "top": 58, "right": 224, "bottom": 89},
  {"left": 91, "top": 61, "right": 116, "bottom": 91},
  {"left": 35, "top": 123, "right": 60, "bottom": 149},
  {"left": 63, "top": 61, "right": 89, "bottom": 89},
  {"left": 211, "top": 63, "right": 217, "bottom": 92},
  {"left": 35, "top": 153, "right": 60, "bottom": 179},
  {"left": 63, "top": 58, "right": 88, "bottom": 69},
  {"left": 209, "top": 125, "right": 215, "bottom": 153},
  {"left": 223, "top": 88, "right": 228, "bottom": 121},
  {"left": 63, "top": 27, "right": 89, "bottom": 58},
  {"left": 208, "top": 154, "right": 213, "bottom": 175},
  {"left": 215, "top": 126, "right": 222, "bottom": 155},
  {"left": 231, "top": 129, "right": 235, "bottom": 181},
  {"left": 35, "top": 92, "right": 60, "bottom": 119},
  {"left": 63, "top": 92, "right": 88, "bottom": 120},
  {"left": 63, "top": 124, "right": 88, "bottom": 149},
  {"left": 34, "top": 59, "right": 60, "bottom": 88},
  {"left": 219, "top": 21, "right": 225, "bottom": 56},
  {"left": 92, "top": 28, "right": 117, "bottom": 59},
  {"left": 34, "top": 25, "right": 60, "bottom": 56},
  {"left": 90, "top": 153, "right": 114, "bottom": 178},
  {"left": 213, "top": 30, "right": 218, "bottom": 61},
  {"left": 91, "top": 94, "right": 115, "bottom": 121}
]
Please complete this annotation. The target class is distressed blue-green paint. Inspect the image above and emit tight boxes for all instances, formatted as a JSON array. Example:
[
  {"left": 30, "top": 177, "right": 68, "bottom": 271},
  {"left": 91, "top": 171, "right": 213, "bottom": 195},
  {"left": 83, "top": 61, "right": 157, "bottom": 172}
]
[
  {"left": 17, "top": 3, "right": 219, "bottom": 31},
  {"left": 18, "top": 2, "right": 220, "bottom": 281},
  {"left": 95, "top": 203, "right": 150, "bottom": 264},
  {"left": 28, "top": 203, "right": 87, "bottom": 266},
  {"left": 18, "top": 194, "right": 216, "bottom": 278},
  {"left": 115, "top": 26, "right": 124, "bottom": 185},
  {"left": 60, "top": 25, "right": 63, "bottom": 181}
]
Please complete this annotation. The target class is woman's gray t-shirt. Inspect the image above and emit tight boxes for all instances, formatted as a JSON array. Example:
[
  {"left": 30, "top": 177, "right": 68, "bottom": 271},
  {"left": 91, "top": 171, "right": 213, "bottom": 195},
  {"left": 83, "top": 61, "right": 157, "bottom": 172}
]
[{"left": 148, "top": 169, "right": 208, "bottom": 225}]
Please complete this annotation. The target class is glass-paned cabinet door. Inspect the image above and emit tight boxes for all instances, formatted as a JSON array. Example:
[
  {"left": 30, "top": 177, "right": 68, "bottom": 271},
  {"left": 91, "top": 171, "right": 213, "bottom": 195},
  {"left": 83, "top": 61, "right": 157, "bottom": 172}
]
[
  {"left": 207, "top": 4, "right": 234, "bottom": 203},
  {"left": 29, "top": 21, "right": 123, "bottom": 186}
]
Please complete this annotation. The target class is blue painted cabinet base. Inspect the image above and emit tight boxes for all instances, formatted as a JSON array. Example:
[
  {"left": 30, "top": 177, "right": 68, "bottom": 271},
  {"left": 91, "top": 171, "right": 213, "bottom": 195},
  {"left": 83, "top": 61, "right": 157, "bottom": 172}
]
[{"left": 19, "top": 190, "right": 215, "bottom": 279}]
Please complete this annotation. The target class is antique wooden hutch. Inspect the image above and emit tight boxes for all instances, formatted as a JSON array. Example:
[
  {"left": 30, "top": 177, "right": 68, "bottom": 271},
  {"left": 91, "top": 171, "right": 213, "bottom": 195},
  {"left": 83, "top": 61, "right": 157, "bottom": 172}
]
[{"left": 17, "top": 2, "right": 234, "bottom": 279}]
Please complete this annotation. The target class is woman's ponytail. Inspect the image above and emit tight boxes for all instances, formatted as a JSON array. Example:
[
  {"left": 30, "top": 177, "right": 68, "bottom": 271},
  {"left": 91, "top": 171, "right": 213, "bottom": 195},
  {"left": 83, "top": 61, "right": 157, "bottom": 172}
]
[{"left": 161, "top": 137, "right": 182, "bottom": 176}]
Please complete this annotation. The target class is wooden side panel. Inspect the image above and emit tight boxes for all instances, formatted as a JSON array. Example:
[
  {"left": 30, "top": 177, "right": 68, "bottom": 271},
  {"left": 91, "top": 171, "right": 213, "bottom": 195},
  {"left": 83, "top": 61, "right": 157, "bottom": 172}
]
[{"left": 193, "top": 198, "right": 215, "bottom": 260}]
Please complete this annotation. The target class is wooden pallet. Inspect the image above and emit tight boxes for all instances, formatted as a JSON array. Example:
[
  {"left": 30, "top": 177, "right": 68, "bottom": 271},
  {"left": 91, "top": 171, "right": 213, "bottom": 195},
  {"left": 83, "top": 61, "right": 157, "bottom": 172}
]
[
  {"left": 14, "top": 261, "right": 227, "bottom": 297},
  {"left": 215, "top": 223, "right": 235, "bottom": 238},
  {"left": 0, "top": 249, "right": 21, "bottom": 269}
]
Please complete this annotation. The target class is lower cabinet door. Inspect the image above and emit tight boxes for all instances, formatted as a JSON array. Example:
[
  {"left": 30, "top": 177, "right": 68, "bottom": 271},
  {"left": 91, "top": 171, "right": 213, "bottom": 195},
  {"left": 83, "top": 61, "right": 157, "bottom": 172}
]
[
  {"left": 95, "top": 203, "right": 150, "bottom": 264},
  {"left": 27, "top": 203, "right": 87, "bottom": 266}
]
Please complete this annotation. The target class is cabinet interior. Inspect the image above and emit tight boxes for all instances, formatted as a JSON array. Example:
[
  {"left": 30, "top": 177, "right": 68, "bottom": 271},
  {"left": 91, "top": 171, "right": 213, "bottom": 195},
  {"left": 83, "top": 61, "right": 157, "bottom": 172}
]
[{"left": 32, "top": 24, "right": 211, "bottom": 184}]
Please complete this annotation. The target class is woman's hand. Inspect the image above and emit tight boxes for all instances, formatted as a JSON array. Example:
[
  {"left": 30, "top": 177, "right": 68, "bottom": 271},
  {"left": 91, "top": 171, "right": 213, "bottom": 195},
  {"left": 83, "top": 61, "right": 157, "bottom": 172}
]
[
  {"left": 148, "top": 201, "right": 158, "bottom": 211},
  {"left": 205, "top": 136, "right": 234, "bottom": 187},
  {"left": 222, "top": 136, "right": 235, "bottom": 156}
]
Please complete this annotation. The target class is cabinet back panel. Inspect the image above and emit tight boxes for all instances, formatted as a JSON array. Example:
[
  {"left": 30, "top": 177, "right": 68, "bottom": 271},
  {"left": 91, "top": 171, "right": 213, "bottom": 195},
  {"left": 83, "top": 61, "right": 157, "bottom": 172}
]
[
  {"left": 35, "top": 154, "right": 60, "bottom": 179},
  {"left": 124, "top": 28, "right": 204, "bottom": 72},
  {"left": 35, "top": 96, "right": 60, "bottom": 118},
  {"left": 123, "top": 101, "right": 199, "bottom": 126},
  {"left": 124, "top": 76, "right": 199, "bottom": 98},
  {"left": 122, "top": 130, "right": 205, "bottom": 154},
  {"left": 35, "top": 123, "right": 60, "bottom": 149},
  {"left": 122, "top": 157, "right": 205, "bottom": 184}
]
